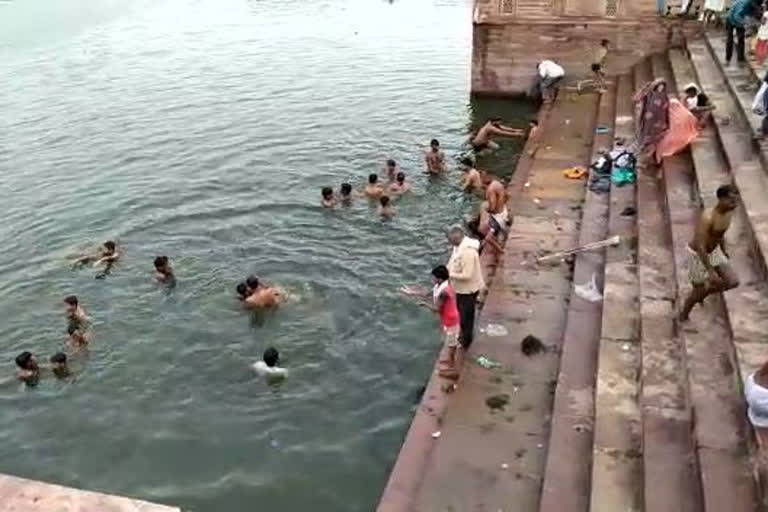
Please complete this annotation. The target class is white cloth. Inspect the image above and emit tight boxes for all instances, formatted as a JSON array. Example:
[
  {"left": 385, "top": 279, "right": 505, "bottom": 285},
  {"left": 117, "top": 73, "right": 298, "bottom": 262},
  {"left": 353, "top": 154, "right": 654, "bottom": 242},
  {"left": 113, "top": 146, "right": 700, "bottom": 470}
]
[
  {"left": 538, "top": 60, "right": 565, "bottom": 79},
  {"left": 491, "top": 207, "right": 509, "bottom": 227},
  {"left": 685, "top": 96, "right": 699, "bottom": 110},
  {"left": 745, "top": 373, "right": 768, "bottom": 427},
  {"left": 704, "top": 0, "right": 725, "bottom": 12},
  {"left": 253, "top": 361, "right": 287, "bottom": 377},
  {"left": 753, "top": 82, "right": 768, "bottom": 113}
]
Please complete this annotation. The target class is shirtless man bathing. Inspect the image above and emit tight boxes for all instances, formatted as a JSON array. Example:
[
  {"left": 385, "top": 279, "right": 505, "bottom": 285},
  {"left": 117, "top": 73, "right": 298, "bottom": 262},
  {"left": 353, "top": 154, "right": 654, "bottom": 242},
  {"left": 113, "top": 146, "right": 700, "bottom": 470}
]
[
  {"left": 679, "top": 184, "right": 740, "bottom": 321},
  {"left": 471, "top": 118, "right": 527, "bottom": 154},
  {"left": 480, "top": 169, "right": 510, "bottom": 229}
]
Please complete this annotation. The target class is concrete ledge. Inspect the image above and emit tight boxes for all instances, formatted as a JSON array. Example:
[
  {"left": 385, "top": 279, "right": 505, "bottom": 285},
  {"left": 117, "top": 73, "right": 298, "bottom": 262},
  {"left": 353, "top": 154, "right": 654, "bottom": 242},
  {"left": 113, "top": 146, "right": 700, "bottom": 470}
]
[{"left": 0, "top": 474, "right": 179, "bottom": 512}]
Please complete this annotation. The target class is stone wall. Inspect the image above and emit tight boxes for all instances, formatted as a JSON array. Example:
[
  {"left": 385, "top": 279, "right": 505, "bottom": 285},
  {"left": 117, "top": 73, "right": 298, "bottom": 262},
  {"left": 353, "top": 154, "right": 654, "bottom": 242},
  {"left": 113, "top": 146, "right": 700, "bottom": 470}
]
[{"left": 472, "top": 18, "right": 698, "bottom": 95}]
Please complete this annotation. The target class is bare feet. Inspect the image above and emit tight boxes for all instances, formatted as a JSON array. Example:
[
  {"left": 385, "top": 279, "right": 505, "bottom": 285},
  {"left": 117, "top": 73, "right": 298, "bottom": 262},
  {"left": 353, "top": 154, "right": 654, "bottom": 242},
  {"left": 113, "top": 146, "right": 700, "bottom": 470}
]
[{"left": 438, "top": 368, "right": 459, "bottom": 380}]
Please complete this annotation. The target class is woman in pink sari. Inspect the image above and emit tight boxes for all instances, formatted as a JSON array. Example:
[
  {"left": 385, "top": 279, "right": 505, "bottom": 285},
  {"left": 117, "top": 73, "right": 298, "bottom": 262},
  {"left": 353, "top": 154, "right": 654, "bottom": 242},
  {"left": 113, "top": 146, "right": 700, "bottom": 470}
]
[{"left": 655, "top": 98, "right": 700, "bottom": 163}]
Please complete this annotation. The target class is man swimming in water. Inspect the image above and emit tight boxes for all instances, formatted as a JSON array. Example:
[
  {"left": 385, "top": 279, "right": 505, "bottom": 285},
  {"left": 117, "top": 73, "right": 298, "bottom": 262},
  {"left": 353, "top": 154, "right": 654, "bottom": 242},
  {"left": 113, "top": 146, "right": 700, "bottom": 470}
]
[
  {"left": 253, "top": 347, "right": 287, "bottom": 379},
  {"left": 424, "top": 139, "right": 446, "bottom": 175},
  {"left": 389, "top": 172, "right": 410, "bottom": 195},
  {"left": 236, "top": 282, "right": 251, "bottom": 301},
  {"left": 153, "top": 256, "right": 175, "bottom": 283},
  {"left": 679, "top": 185, "right": 741, "bottom": 321},
  {"left": 378, "top": 196, "right": 395, "bottom": 218},
  {"left": 339, "top": 183, "right": 354, "bottom": 203},
  {"left": 471, "top": 118, "right": 526, "bottom": 154},
  {"left": 68, "top": 325, "right": 89, "bottom": 348},
  {"left": 64, "top": 295, "right": 88, "bottom": 330},
  {"left": 383, "top": 159, "right": 399, "bottom": 181},
  {"left": 244, "top": 276, "right": 282, "bottom": 309},
  {"left": 321, "top": 187, "right": 336, "bottom": 208},
  {"left": 50, "top": 352, "right": 72, "bottom": 379},
  {"left": 73, "top": 240, "right": 119, "bottom": 269},
  {"left": 481, "top": 169, "right": 510, "bottom": 228},
  {"left": 364, "top": 173, "right": 385, "bottom": 199},
  {"left": 460, "top": 157, "right": 483, "bottom": 192},
  {"left": 15, "top": 351, "right": 39, "bottom": 386}
]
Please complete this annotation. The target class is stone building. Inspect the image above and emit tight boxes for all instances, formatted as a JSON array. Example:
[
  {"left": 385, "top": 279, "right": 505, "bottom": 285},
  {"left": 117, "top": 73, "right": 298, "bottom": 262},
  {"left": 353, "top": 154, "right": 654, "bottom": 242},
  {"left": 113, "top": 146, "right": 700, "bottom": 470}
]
[{"left": 472, "top": 0, "right": 696, "bottom": 94}]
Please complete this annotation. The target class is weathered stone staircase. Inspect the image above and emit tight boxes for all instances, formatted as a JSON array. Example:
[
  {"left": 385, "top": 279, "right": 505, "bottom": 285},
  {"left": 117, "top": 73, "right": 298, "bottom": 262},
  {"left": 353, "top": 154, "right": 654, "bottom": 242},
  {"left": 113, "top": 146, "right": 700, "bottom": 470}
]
[{"left": 378, "top": 30, "right": 768, "bottom": 512}]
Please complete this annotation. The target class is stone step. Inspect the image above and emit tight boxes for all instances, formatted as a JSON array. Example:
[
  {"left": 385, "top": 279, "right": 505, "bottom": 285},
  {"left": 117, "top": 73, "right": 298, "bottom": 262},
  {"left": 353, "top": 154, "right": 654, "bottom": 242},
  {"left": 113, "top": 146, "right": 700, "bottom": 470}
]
[
  {"left": 634, "top": 54, "right": 701, "bottom": 512},
  {"left": 588, "top": 73, "right": 643, "bottom": 512},
  {"left": 667, "top": 45, "right": 765, "bottom": 512},
  {"left": 394, "top": 91, "right": 600, "bottom": 512},
  {"left": 538, "top": 83, "right": 616, "bottom": 512}
]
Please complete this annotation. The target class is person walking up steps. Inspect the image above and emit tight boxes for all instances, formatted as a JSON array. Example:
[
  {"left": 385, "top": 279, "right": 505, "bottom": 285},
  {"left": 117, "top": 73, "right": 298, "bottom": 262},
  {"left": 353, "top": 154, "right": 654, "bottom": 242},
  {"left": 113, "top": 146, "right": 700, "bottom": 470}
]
[{"left": 679, "top": 185, "right": 741, "bottom": 321}]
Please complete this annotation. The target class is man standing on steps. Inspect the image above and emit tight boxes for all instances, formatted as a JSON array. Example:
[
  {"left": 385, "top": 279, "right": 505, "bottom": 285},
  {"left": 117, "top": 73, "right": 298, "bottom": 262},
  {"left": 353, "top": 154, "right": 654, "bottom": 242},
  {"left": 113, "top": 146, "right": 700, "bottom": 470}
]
[
  {"left": 447, "top": 225, "right": 485, "bottom": 351},
  {"left": 679, "top": 185, "right": 741, "bottom": 322},
  {"left": 725, "top": 0, "right": 760, "bottom": 65}
]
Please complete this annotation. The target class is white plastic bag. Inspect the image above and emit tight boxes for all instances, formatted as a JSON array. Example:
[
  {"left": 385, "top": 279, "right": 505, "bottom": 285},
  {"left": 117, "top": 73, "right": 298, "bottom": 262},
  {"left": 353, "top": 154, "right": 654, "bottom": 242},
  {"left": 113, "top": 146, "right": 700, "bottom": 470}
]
[{"left": 574, "top": 273, "right": 603, "bottom": 302}]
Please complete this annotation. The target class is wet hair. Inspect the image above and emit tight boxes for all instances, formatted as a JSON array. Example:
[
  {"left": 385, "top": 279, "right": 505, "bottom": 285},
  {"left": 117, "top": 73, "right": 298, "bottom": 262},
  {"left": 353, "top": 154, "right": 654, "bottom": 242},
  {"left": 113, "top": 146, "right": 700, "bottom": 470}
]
[
  {"left": 154, "top": 256, "right": 168, "bottom": 270},
  {"left": 430, "top": 139, "right": 439, "bottom": 147},
  {"left": 716, "top": 184, "right": 737, "bottom": 199},
  {"left": 340, "top": 183, "right": 352, "bottom": 195},
  {"left": 368, "top": 173, "right": 378, "bottom": 184},
  {"left": 386, "top": 159, "right": 396, "bottom": 167},
  {"left": 104, "top": 241, "right": 116, "bottom": 251},
  {"left": 529, "top": 119, "right": 539, "bottom": 126},
  {"left": 246, "top": 275, "right": 259, "bottom": 290},
  {"left": 601, "top": 38, "right": 610, "bottom": 46},
  {"left": 236, "top": 282, "right": 249, "bottom": 297},
  {"left": 50, "top": 352, "right": 67, "bottom": 365},
  {"left": 380, "top": 196, "right": 391, "bottom": 207},
  {"left": 460, "top": 157, "right": 474, "bottom": 168},
  {"left": 431, "top": 265, "right": 450, "bottom": 282},
  {"left": 15, "top": 351, "right": 33, "bottom": 370},
  {"left": 322, "top": 186, "right": 333, "bottom": 199},
  {"left": 64, "top": 295, "right": 78, "bottom": 307},
  {"left": 263, "top": 347, "right": 279, "bottom": 367},
  {"left": 396, "top": 172, "right": 405, "bottom": 183}
]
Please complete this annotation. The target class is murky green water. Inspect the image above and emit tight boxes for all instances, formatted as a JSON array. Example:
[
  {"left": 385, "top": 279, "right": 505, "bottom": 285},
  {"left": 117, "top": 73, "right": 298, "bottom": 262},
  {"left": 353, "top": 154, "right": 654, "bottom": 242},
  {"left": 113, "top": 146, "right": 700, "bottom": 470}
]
[{"left": 0, "top": 1, "right": 534, "bottom": 510}]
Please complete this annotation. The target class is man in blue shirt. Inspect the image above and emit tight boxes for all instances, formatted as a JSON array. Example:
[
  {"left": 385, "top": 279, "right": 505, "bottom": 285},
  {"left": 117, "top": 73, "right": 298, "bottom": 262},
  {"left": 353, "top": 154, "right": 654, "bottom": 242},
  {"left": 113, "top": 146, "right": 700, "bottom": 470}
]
[{"left": 726, "top": 0, "right": 760, "bottom": 64}]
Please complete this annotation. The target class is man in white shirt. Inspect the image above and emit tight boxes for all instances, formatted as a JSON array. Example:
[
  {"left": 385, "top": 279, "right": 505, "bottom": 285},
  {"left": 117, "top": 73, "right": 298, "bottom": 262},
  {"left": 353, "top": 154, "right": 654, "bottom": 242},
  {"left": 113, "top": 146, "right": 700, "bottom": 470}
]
[
  {"left": 253, "top": 347, "right": 288, "bottom": 380},
  {"left": 532, "top": 60, "right": 565, "bottom": 102}
]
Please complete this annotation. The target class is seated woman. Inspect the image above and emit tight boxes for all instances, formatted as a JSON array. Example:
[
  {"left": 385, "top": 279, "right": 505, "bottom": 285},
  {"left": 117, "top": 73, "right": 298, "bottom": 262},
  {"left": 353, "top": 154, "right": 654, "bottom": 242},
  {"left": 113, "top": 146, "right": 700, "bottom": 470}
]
[{"left": 655, "top": 96, "right": 700, "bottom": 165}]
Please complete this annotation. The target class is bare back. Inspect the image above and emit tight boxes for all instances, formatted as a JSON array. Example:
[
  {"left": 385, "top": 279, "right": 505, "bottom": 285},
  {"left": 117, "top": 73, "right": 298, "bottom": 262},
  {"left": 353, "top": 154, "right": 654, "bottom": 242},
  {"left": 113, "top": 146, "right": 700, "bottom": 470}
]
[{"left": 486, "top": 180, "right": 506, "bottom": 213}]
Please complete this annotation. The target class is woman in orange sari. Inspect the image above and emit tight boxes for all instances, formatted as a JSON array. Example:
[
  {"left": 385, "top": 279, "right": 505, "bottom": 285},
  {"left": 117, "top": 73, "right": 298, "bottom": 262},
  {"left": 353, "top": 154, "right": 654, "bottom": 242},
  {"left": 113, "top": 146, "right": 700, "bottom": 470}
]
[{"left": 655, "top": 98, "right": 700, "bottom": 163}]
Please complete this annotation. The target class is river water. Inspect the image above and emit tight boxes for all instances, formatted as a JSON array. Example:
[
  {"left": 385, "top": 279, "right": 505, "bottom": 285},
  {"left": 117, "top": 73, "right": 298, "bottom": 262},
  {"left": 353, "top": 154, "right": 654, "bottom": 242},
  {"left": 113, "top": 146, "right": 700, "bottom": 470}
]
[{"left": 0, "top": 1, "right": 533, "bottom": 510}]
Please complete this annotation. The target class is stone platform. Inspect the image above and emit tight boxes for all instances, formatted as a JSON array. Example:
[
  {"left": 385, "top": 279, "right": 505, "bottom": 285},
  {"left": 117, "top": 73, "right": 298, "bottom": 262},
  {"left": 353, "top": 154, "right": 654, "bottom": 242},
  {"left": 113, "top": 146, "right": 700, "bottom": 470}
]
[{"left": 0, "top": 474, "right": 180, "bottom": 512}]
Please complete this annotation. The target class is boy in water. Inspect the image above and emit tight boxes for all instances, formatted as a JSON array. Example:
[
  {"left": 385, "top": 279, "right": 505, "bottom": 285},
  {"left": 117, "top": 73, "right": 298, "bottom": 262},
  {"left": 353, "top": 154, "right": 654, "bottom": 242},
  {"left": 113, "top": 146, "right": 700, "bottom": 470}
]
[
  {"left": 153, "top": 256, "right": 175, "bottom": 283},
  {"left": 339, "top": 183, "right": 354, "bottom": 203},
  {"left": 253, "top": 347, "right": 287, "bottom": 379},
  {"left": 50, "top": 352, "right": 72, "bottom": 379},
  {"left": 64, "top": 295, "right": 88, "bottom": 329},
  {"left": 378, "top": 196, "right": 395, "bottom": 218},
  {"left": 364, "top": 174, "right": 385, "bottom": 199},
  {"left": 424, "top": 139, "right": 446, "bottom": 174},
  {"left": 389, "top": 172, "right": 410, "bottom": 195},
  {"left": 236, "top": 282, "right": 251, "bottom": 301},
  {"left": 460, "top": 157, "right": 483, "bottom": 192},
  {"left": 244, "top": 276, "right": 282, "bottom": 309},
  {"left": 73, "top": 240, "right": 119, "bottom": 268},
  {"left": 321, "top": 187, "right": 336, "bottom": 208},
  {"left": 15, "top": 351, "right": 39, "bottom": 386},
  {"left": 68, "top": 324, "right": 89, "bottom": 348}
]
